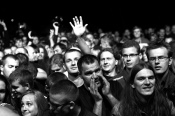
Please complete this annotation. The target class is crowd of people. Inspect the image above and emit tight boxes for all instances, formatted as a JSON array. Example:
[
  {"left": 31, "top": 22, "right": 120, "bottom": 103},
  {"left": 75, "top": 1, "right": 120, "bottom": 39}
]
[{"left": 0, "top": 16, "right": 175, "bottom": 116}]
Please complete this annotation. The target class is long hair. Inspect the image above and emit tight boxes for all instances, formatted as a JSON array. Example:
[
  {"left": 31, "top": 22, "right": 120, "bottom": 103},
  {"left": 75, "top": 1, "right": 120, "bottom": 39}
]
[
  {"left": 120, "top": 62, "right": 171, "bottom": 116},
  {"left": 21, "top": 90, "right": 49, "bottom": 116}
]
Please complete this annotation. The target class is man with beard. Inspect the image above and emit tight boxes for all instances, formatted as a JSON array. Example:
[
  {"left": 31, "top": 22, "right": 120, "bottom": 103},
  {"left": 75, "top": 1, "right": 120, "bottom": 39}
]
[
  {"left": 77, "top": 54, "right": 122, "bottom": 116},
  {"left": 49, "top": 80, "right": 97, "bottom": 116},
  {"left": 8, "top": 69, "right": 34, "bottom": 114},
  {"left": 147, "top": 41, "right": 175, "bottom": 103},
  {"left": 63, "top": 49, "right": 84, "bottom": 88}
]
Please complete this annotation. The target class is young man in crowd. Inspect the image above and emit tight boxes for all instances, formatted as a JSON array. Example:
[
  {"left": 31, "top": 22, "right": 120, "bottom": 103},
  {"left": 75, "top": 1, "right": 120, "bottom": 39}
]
[
  {"left": 63, "top": 49, "right": 84, "bottom": 88},
  {"left": 120, "top": 40, "right": 142, "bottom": 81},
  {"left": 0, "top": 54, "right": 19, "bottom": 78},
  {"left": 147, "top": 41, "right": 175, "bottom": 104}
]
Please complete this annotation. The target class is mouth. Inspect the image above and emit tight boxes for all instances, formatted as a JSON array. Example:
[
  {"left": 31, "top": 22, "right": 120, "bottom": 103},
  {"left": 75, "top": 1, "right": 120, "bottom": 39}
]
[
  {"left": 143, "top": 86, "right": 153, "bottom": 90},
  {"left": 71, "top": 67, "right": 77, "bottom": 70},
  {"left": 155, "top": 66, "right": 161, "bottom": 70}
]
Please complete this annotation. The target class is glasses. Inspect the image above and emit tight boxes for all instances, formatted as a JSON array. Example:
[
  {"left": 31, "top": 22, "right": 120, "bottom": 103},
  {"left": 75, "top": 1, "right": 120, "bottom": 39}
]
[
  {"left": 149, "top": 56, "right": 169, "bottom": 62},
  {"left": 122, "top": 54, "right": 138, "bottom": 59}
]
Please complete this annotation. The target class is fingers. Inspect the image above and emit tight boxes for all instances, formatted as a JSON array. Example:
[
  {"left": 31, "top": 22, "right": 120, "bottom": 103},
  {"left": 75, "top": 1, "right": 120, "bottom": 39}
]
[
  {"left": 75, "top": 16, "right": 80, "bottom": 25},
  {"left": 69, "top": 22, "right": 74, "bottom": 28}
]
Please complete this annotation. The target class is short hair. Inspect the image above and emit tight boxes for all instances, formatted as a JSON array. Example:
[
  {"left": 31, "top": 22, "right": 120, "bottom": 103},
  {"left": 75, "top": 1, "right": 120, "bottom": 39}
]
[
  {"left": 9, "top": 69, "right": 34, "bottom": 89},
  {"left": 49, "top": 80, "right": 79, "bottom": 102},
  {"left": 121, "top": 40, "right": 141, "bottom": 54},
  {"left": 1, "top": 54, "right": 18, "bottom": 66},
  {"left": 16, "top": 63, "right": 38, "bottom": 79},
  {"left": 146, "top": 41, "right": 172, "bottom": 58},
  {"left": 21, "top": 90, "right": 49, "bottom": 116},
  {"left": 53, "top": 43, "right": 67, "bottom": 53},
  {"left": 63, "top": 48, "right": 82, "bottom": 63},
  {"left": 45, "top": 72, "right": 68, "bottom": 90},
  {"left": 50, "top": 54, "right": 64, "bottom": 67},
  {"left": 77, "top": 54, "right": 98, "bottom": 74},
  {"left": 16, "top": 53, "right": 29, "bottom": 65}
]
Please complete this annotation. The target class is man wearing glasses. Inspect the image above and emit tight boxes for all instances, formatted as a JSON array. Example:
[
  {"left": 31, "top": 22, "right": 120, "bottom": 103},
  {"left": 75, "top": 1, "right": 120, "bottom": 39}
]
[
  {"left": 147, "top": 41, "right": 175, "bottom": 102},
  {"left": 120, "top": 40, "right": 142, "bottom": 82}
]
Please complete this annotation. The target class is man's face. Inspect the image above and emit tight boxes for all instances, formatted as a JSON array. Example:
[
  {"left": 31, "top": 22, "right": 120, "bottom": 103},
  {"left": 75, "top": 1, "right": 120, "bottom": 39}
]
[
  {"left": 131, "top": 68, "right": 155, "bottom": 96},
  {"left": 15, "top": 40, "right": 23, "bottom": 48},
  {"left": 148, "top": 47, "right": 171, "bottom": 74},
  {"left": 81, "top": 60, "right": 102, "bottom": 88},
  {"left": 27, "top": 47, "right": 38, "bottom": 61},
  {"left": 133, "top": 28, "right": 141, "bottom": 38},
  {"left": 100, "top": 51, "right": 117, "bottom": 73},
  {"left": 21, "top": 94, "right": 38, "bottom": 116},
  {"left": 64, "top": 51, "right": 81, "bottom": 74},
  {"left": 122, "top": 47, "right": 140, "bottom": 69},
  {"left": 2, "top": 57, "right": 19, "bottom": 78},
  {"left": 54, "top": 45, "right": 63, "bottom": 55},
  {"left": 38, "top": 48, "right": 44, "bottom": 60},
  {"left": 11, "top": 80, "right": 28, "bottom": 98}
]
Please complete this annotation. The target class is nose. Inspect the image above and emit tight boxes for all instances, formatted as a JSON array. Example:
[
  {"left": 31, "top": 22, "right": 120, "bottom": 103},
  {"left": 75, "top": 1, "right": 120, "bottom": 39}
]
[
  {"left": 144, "top": 78, "right": 150, "bottom": 84},
  {"left": 92, "top": 72, "right": 98, "bottom": 78},
  {"left": 71, "top": 60, "right": 76, "bottom": 65},
  {"left": 22, "top": 105, "right": 27, "bottom": 112},
  {"left": 104, "top": 59, "right": 107, "bottom": 64},
  {"left": 155, "top": 58, "right": 160, "bottom": 64},
  {"left": 126, "top": 56, "right": 131, "bottom": 61}
]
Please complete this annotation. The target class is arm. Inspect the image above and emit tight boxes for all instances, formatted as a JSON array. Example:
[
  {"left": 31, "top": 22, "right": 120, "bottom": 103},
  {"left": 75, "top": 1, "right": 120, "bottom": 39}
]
[
  {"left": 49, "top": 29, "right": 55, "bottom": 48},
  {"left": 69, "top": 16, "right": 91, "bottom": 54}
]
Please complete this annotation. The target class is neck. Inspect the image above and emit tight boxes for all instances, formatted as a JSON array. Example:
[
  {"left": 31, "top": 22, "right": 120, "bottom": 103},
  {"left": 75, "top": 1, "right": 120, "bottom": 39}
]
[
  {"left": 68, "top": 73, "right": 79, "bottom": 81},
  {"left": 103, "top": 69, "right": 117, "bottom": 77}
]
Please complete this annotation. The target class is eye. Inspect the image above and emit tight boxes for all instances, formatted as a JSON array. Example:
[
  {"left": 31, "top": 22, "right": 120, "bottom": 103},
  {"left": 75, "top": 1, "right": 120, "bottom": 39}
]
[
  {"left": 27, "top": 103, "right": 32, "bottom": 106},
  {"left": 148, "top": 76, "right": 155, "bottom": 80},
  {"left": 137, "top": 76, "right": 145, "bottom": 81}
]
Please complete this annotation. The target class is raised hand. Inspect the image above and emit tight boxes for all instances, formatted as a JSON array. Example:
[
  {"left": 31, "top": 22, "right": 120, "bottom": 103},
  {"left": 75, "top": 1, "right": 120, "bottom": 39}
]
[
  {"left": 69, "top": 16, "right": 88, "bottom": 37},
  {"left": 53, "top": 22, "right": 59, "bottom": 30}
]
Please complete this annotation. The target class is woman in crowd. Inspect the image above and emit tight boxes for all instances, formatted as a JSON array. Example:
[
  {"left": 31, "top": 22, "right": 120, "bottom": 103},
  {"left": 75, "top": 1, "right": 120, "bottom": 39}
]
[
  {"left": 111, "top": 62, "right": 175, "bottom": 116},
  {"left": 21, "top": 90, "right": 50, "bottom": 116}
]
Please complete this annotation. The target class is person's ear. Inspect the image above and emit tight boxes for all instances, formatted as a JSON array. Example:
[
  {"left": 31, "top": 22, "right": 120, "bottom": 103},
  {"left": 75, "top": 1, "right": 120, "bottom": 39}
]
[
  {"left": 139, "top": 53, "right": 142, "bottom": 60},
  {"left": 115, "top": 60, "right": 118, "bottom": 65},
  {"left": 0, "top": 65, "right": 4, "bottom": 75},
  {"left": 69, "top": 101, "right": 75, "bottom": 110},
  {"left": 63, "top": 63, "right": 66, "bottom": 71},
  {"left": 24, "top": 83, "right": 30, "bottom": 90},
  {"left": 131, "top": 84, "right": 135, "bottom": 88},
  {"left": 169, "top": 57, "right": 173, "bottom": 66}
]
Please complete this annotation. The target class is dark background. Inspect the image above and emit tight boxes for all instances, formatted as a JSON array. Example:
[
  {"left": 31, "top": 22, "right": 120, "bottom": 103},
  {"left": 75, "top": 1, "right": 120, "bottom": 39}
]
[{"left": 1, "top": 2, "right": 175, "bottom": 36}]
